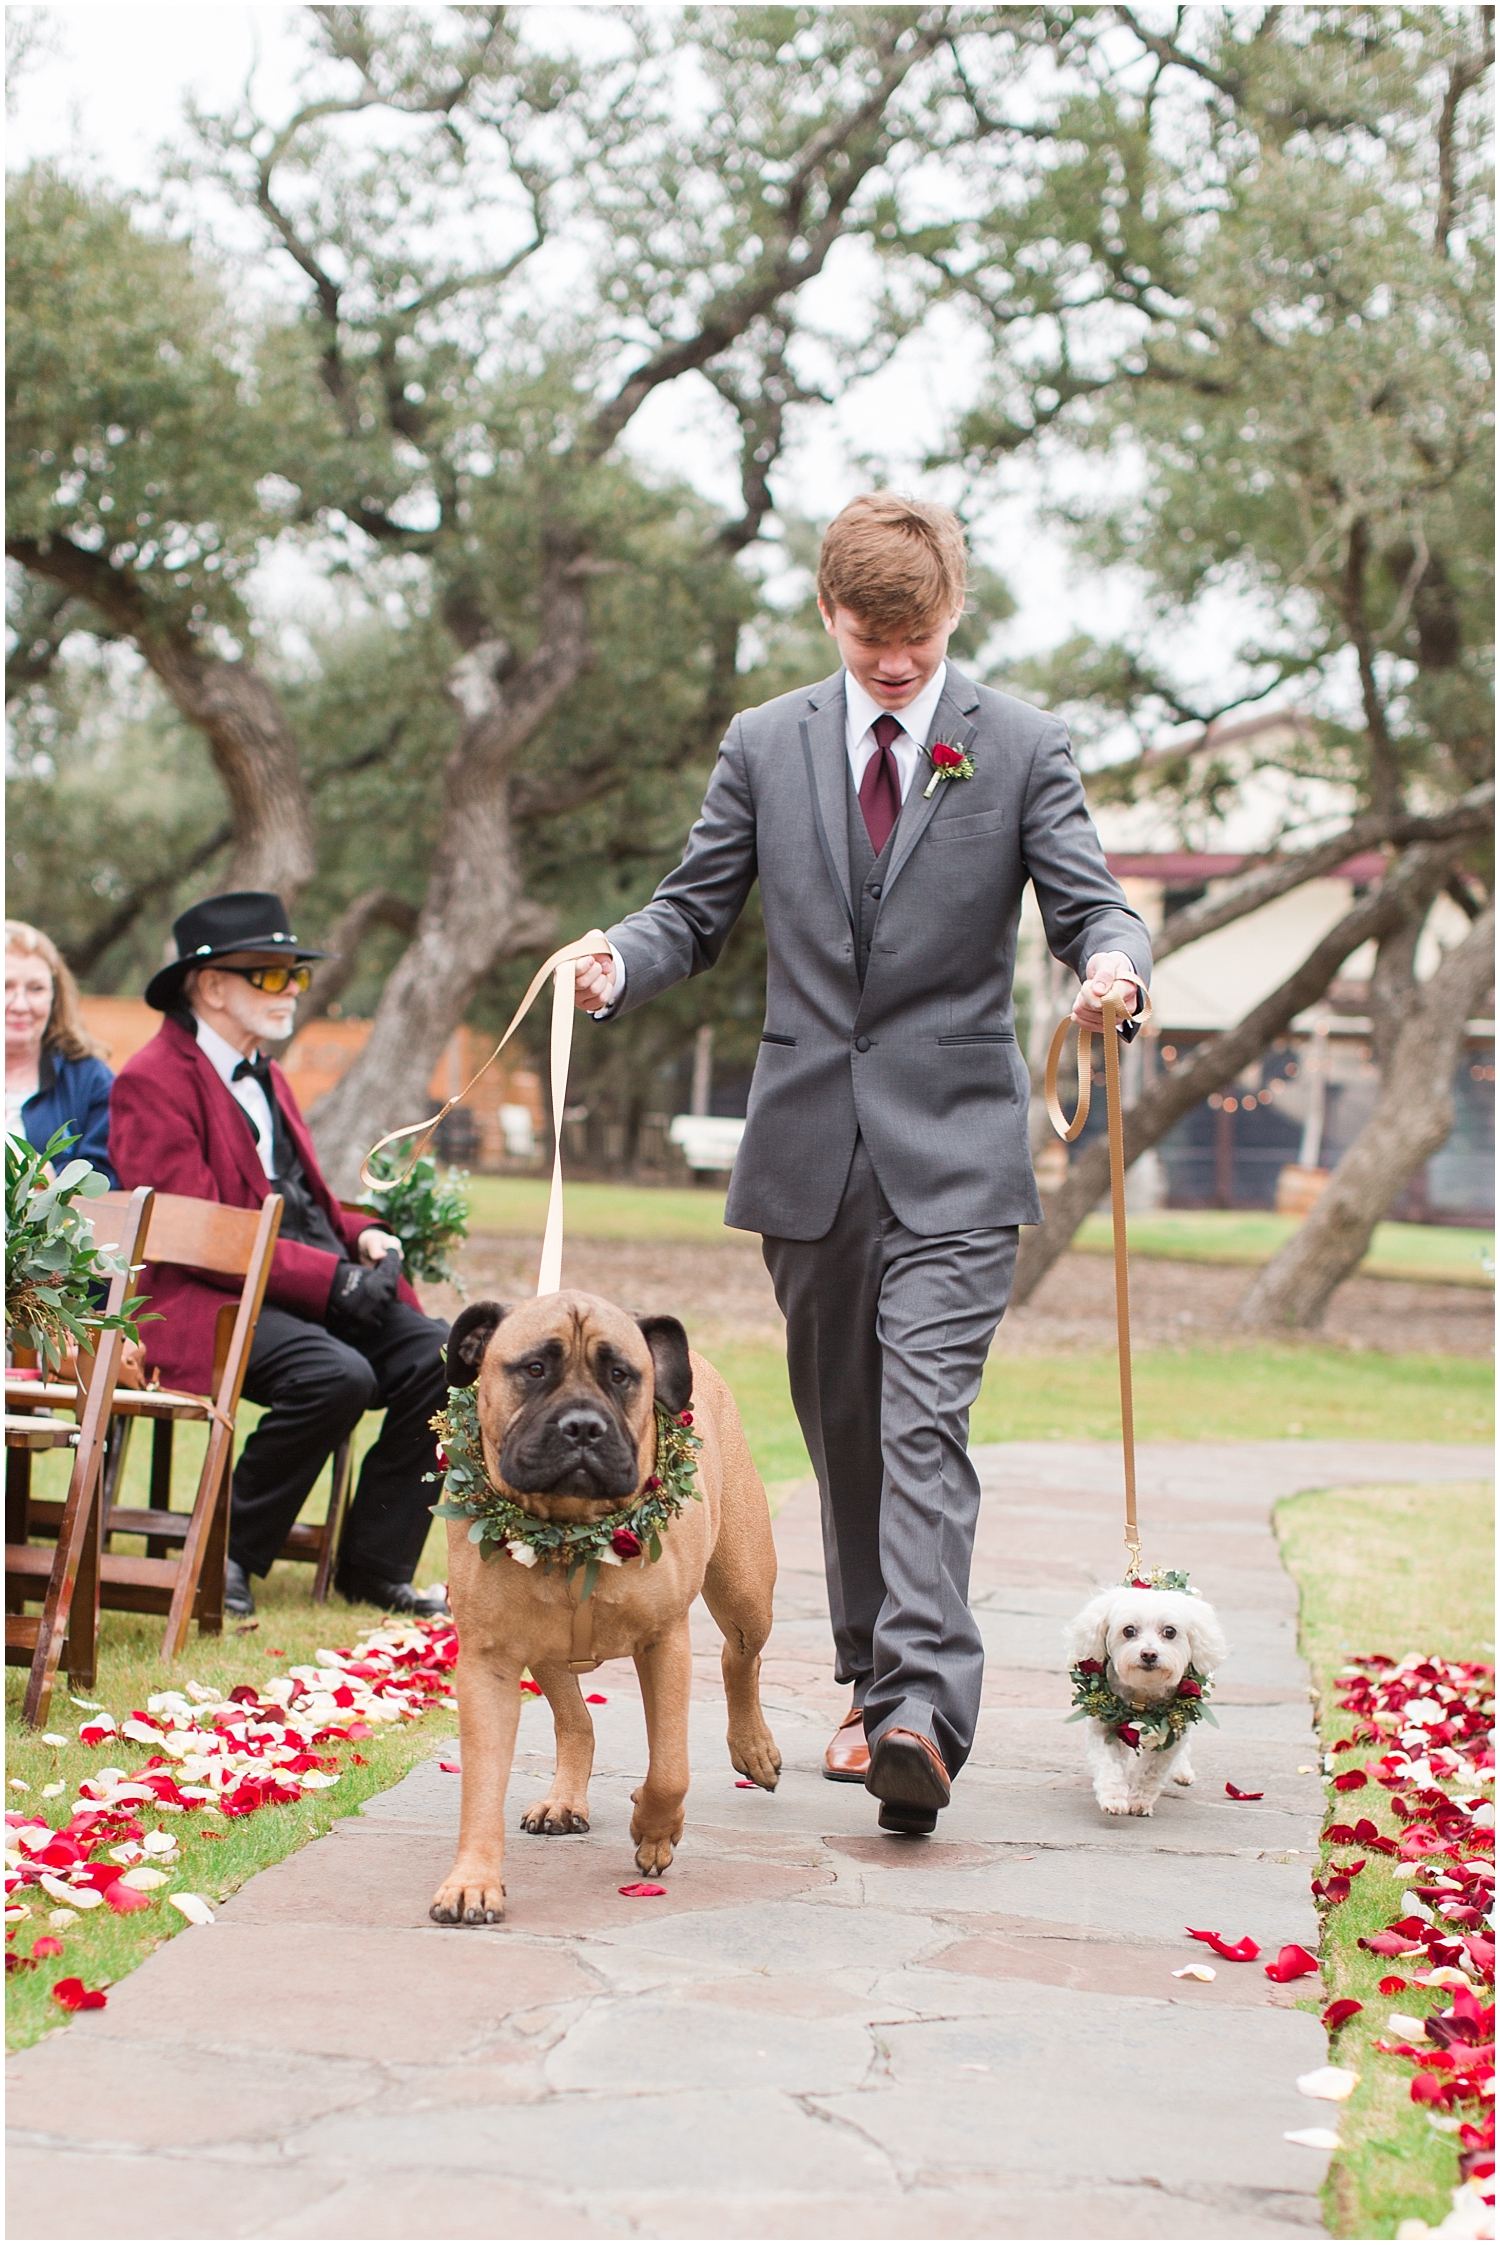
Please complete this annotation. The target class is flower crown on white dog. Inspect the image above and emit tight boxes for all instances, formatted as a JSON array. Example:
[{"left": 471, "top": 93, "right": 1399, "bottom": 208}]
[{"left": 1122, "top": 1563, "right": 1202, "bottom": 1596}]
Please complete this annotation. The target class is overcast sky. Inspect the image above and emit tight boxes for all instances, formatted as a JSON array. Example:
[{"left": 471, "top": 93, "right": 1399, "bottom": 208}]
[{"left": 7, "top": 1, "right": 1261, "bottom": 741}]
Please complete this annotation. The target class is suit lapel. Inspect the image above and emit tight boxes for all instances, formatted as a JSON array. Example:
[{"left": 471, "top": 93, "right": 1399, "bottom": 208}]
[
  {"left": 881, "top": 668, "right": 982, "bottom": 901},
  {"left": 799, "top": 678, "right": 854, "bottom": 937}
]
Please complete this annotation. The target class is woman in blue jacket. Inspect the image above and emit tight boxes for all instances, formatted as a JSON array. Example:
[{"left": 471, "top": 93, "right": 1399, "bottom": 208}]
[{"left": 5, "top": 920, "right": 116, "bottom": 1183}]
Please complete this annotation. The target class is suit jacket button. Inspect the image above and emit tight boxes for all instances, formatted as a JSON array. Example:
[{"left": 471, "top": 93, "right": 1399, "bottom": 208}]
[
  {"left": 855, "top": 1036, "right": 871, "bottom": 1053},
  {"left": 868, "top": 883, "right": 881, "bottom": 898}
]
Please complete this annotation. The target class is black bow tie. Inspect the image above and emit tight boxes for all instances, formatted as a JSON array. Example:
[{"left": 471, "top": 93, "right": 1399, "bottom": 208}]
[{"left": 232, "top": 1055, "right": 271, "bottom": 1087}]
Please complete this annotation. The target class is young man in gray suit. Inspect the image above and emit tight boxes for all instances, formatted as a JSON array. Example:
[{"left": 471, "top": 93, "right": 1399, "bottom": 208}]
[{"left": 576, "top": 494, "right": 1150, "bottom": 1834}]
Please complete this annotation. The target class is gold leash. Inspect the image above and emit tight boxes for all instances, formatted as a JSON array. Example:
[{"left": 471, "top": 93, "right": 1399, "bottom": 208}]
[{"left": 1045, "top": 988, "right": 1154, "bottom": 1578}]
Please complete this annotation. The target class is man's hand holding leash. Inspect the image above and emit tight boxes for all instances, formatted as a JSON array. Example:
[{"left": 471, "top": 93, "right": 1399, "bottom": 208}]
[{"left": 1073, "top": 951, "right": 1145, "bottom": 1034}]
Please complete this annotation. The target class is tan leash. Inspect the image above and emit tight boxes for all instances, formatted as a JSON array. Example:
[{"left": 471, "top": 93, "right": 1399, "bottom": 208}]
[
  {"left": 364, "top": 931, "right": 614, "bottom": 1659},
  {"left": 360, "top": 929, "right": 608, "bottom": 1299},
  {"left": 1045, "top": 987, "right": 1154, "bottom": 1579}
]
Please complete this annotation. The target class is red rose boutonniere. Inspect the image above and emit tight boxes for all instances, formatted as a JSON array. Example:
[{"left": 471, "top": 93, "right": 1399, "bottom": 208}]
[{"left": 923, "top": 741, "right": 976, "bottom": 799}]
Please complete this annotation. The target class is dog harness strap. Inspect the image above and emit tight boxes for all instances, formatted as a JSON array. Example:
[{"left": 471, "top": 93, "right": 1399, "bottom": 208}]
[
  {"left": 568, "top": 1599, "right": 600, "bottom": 1674},
  {"left": 1046, "top": 990, "right": 1154, "bottom": 1574}
]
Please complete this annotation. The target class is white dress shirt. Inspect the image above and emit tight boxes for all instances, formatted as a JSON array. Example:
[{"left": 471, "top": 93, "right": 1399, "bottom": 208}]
[
  {"left": 194, "top": 1014, "right": 274, "bottom": 1180},
  {"left": 844, "top": 662, "right": 948, "bottom": 805},
  {"left": 595, "top": 663, "right": 951, "bottom": 1015}
]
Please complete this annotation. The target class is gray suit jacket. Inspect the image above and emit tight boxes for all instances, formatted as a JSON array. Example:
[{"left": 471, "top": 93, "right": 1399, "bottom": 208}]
[{"left": 605, "top": 665, "right": 1151, "bottom": 1240}]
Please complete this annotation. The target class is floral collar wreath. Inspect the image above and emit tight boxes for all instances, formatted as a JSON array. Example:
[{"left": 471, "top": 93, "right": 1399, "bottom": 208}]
[
  {"left": 923, "top": 740, "right": 976, "bottom": 799},
  {"left": 428, "top": 1385, "right": 701, "bottom": 1605},
  {"left": 1066, "top": 1565, "right": 1218, "bottom": 1752}
]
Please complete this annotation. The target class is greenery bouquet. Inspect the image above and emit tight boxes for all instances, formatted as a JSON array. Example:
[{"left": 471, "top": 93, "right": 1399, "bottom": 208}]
[
  {"left": 356, "top": 1148, "right": 470, "bottom": 1293},
  {"left": 5, "top": 1127, "right": 148, "bottom": 1372}
]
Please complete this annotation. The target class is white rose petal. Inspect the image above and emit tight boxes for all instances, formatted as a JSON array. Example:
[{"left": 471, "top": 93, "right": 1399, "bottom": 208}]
[
  {"left": 8, "top": 1779, "right": 30, "bottom": 1793},
  {"left": 1297, "top": 2067, "right": 1359, "bottom": 2102},
  {"left": 5, "top": 1904, "right": 31, "bottom": 1923},
  {"left": 298, "top": 1772, "right": 339, "bottom": 1790},
  {"left": 40, "top": 1783, "right": 64, "bottom": 1799},
  {"left": 142, "top": 1832, "right": 179, "bottom": 1856},
  {"left": 1284, "top": 2127, "right": 1341, "bottom": 2150},
  {"left": 166, "top": 1892, "right": 215, "bottom": 1924},
  {"left": 119, "top": 1867, "right": 169, "bottom": 1890},
  {"left": 47, "top": 1909, "right": 79, "bottom": 1929},
  {"left": 40, "top": 1734, "right": 68, "bottom": 1747},
  {"left": 1388, "top": 2014, "right": 1430, "bottom": 2039},
  {"left": 1172, "top": 1963, "right": 1216, "bottom": 1981}
]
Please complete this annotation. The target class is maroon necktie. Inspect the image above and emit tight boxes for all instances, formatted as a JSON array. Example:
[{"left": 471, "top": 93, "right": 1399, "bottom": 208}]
[{"left": 858, "top": 713, "right": 903, "bottom": 854}]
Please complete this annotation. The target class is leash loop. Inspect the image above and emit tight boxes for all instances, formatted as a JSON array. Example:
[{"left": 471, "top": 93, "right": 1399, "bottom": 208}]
[
  {"left": 359, "top": 928, "right": 609, "bottom": 1299},
  {"left": 1046, "top": 986, "right": 1153, "bottom": 1571}
]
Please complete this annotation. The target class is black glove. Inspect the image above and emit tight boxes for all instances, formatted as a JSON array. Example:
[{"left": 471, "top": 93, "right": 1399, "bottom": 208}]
[{"left": 324, "top": 1249, "right": 401, "bottom": 1345}]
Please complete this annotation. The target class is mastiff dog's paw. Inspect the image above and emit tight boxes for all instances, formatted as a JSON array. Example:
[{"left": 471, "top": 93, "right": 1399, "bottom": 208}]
[
  {"left": 430, "top": 1868, "right": 506, "bottom": 1926},
  {"left": 520, "top": 1794, "right": 590, "bottom": 1836}
]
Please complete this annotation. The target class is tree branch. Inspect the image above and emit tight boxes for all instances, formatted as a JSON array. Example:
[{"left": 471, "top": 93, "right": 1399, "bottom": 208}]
[
  {"left": 1151, "top": 783, "right": 1496, "bottom": 962},
  {"left": 60, "top": 820, "right": 235, "bottom": 979},
  {"left": 1434, "top": 20, "right": 1494, "bottom": 254}
]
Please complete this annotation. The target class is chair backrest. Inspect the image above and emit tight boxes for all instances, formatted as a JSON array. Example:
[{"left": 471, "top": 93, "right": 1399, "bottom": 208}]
[{"left": 90, "top": 1190, "right": 267, "bottom": 1277}]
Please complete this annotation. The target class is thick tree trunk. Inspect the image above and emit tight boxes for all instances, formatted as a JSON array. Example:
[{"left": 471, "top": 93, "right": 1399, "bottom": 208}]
[
  {"left": 7, "top": 537, "right": 317, "bottom": 908},
  {"left": 1236, "top": 904, "right": 1495, "bottom": 1331},
  {"left": 307, "top": 550, "right": 591, "bottom": 1192},
  {"left": 1010, "top": 849, "right": 1452, "bottom": 1307},
  {"left": 145, "top": 641, "right": 317, "bottom": 903}
]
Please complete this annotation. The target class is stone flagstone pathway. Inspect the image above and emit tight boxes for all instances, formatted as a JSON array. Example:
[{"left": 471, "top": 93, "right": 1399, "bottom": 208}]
[{"left": 7, "top": 1439, "right": 1489, "bottom": 2241}]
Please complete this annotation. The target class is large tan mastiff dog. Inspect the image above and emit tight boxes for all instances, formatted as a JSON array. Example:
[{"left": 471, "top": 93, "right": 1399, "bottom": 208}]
[{"left": 430, "top": 1293, "right": 781, "bottom": 1925}]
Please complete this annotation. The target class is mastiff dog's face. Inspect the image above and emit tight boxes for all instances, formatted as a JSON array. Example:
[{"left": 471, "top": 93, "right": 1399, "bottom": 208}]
[{"left": 444, "top": 1293, "right": 692, "bottom": 1522}]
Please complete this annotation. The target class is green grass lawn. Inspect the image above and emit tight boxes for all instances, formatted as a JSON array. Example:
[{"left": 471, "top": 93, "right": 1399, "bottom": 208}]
[
  {"left": 1074, "top": 1209, "right": 1494, "bottom": 1289},
  {"left": 1275, "top": 1481, "right": 1495, "bottom": 2241},
  {"left": 698, "top": 1338, "right": 1493, "bottom": 1492},
  {"left": 465, "top": 1177, "right": 1494, "bottom": 1290}
]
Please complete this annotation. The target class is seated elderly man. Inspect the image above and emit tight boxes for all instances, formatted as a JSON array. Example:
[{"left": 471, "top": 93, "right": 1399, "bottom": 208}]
[{"left": 110, "top": 891, "right": 449, "bottom": 1620}]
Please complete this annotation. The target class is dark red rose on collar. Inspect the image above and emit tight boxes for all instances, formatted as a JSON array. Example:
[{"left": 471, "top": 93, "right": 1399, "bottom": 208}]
[
  {"left": 1115, "top": 1722, "right": 1140, "bottom": 1747},
  {"left": 1075, "top": 1658, "right": 1104, "bottom": 1675},
  {"left": 1176, "top": 1678, "right": 1202, "bottom": 1699},
  {"left": 611, "top": 1528, "right": 642, "bottom": 1558}
]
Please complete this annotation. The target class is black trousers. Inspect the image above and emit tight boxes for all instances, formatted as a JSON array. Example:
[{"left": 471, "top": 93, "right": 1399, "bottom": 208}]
[{"left": 229, "top": 1301, "right": 449, "bottom": 1583}]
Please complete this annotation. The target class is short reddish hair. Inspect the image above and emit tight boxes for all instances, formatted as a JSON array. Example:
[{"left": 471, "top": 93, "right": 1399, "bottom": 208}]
[{"left": 817, "top": 493, "right": 969, "bottom": 637}]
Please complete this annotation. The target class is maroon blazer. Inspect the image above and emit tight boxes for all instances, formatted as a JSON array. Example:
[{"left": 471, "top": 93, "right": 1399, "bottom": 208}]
[{"left": 109, "top": 1016, "right": 421, "bottom": 1394}]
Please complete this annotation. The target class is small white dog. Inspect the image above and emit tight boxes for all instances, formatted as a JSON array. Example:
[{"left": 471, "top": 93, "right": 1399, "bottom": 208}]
[{"left": 1065, "top": 1585, "right": 1230, "bottom": 1817}]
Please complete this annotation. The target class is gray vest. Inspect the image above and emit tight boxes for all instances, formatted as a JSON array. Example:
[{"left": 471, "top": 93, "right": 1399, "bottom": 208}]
[{"left": 846, "top": 763, "right": 899, "bottom": 986}]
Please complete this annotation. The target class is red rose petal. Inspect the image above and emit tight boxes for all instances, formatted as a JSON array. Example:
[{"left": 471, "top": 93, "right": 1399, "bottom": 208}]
[
  {"left": 617, "top": 1882, "right": 667, "bottom": 1897},
  {"left": 1264, "top": 1944, "right": 1320, "bottom": 1983},
  {"left": 1322, "top": 1999, "right": 1364, "bottom": 2030},
  {"left": 1332, "top": 1771, "right": 1368, "bottom": 1792},
  {"left": 1187, "top": 1928, "right": 1261, "bottom": 1962},
  {"left": 51, "top": 1976, "right": 106, "bottom": 2011},
  {"left": 1225, "top": 1783, "right": 1265, "bottom": 1801},
  {"left": 439, "top": 1763, "right": 461, "bottom": 1774},
  {"left": 585, "top": 1694, "right": 607, "bottom": 1705},
  {"left": 31, "top": 1936, "right": 65, "bottom": 1959},
  {"left": 102, "top": 1879, "right": 152, "bottom": 1915},
  {"left": 1379, "top": 1976, "right": 1410, "bottom": 1994},
  {"left": 734, "top": 1778, "right": 756, "bottom": 1788}
]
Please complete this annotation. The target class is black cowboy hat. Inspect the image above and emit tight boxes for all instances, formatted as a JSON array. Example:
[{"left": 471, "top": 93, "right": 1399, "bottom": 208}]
[{"left": 144, "top": 892, "right": 331, "bottom": 1013}]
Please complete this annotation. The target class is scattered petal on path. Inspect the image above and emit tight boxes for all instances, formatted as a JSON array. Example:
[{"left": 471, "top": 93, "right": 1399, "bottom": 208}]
[
  {"left": 1284, "top": 2127, "right": 1341, "bottom": 2151},
  {"left": 1172, "top": 1963, "right": 1216, "bottom": 1981},
  {"left": 1225, "top": 1782, "right": 1265, "bottom": 1800},
  {"left": 1265, "top": 1945, "right": 1320, "bottom": 1983},
  {"left": 51, "top": 1977, "right": 106, "bottom": 2011},
  {"left": 618, "top": 1883, "right": 667, "bottom": 1898},
  {"left": 1188, "top": 1927, "right": 1260, "bottom": 1961}
]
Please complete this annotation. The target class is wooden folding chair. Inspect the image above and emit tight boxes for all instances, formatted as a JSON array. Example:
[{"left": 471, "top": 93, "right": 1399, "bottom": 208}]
[
  {"left": 5, "top": 1184, "right": 154, "bottom": 1726},
  {"left": 6, "top": 1192, "right": 284, "bottom": 1663}
]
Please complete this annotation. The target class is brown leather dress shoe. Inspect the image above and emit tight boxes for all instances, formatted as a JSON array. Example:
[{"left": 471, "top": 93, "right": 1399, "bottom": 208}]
[
  {"left": 822, "top": 1706, "right": 869, "bottom": 1783},
  {"left": 866, "top": 1727, "right": 951, "bottom": 1835}
]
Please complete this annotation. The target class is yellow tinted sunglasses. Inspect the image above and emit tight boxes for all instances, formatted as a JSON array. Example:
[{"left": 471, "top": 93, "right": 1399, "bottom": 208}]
[{"left": 219, "top": 963, "right": 314, "bottom": 995}]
